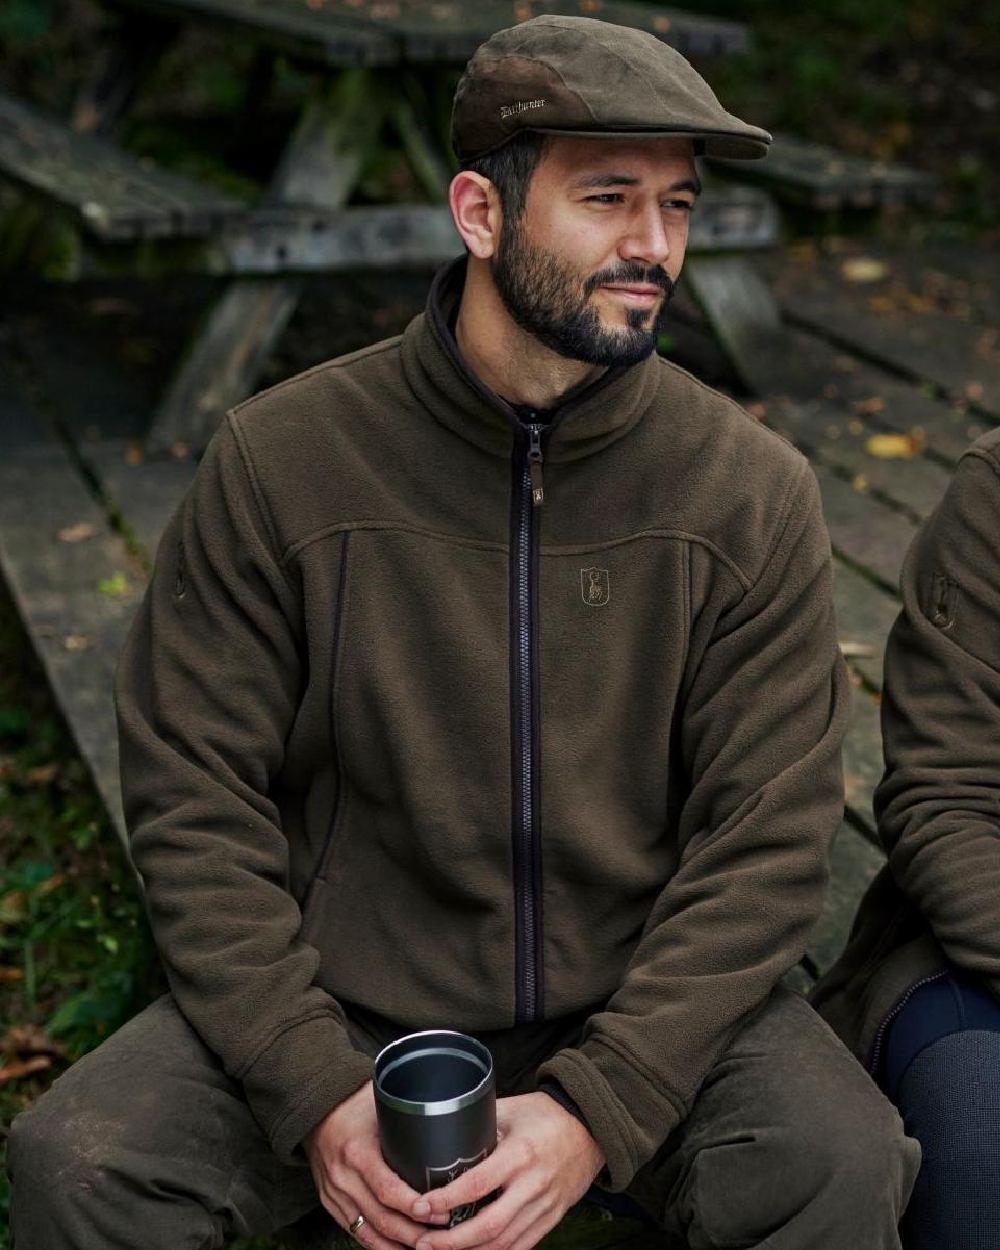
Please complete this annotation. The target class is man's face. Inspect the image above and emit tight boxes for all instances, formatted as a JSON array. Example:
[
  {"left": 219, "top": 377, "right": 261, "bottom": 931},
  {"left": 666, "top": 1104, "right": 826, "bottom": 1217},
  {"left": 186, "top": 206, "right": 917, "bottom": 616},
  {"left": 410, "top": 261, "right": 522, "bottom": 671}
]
[{"left": 490, "top": 135, "right": 700, "bottom": 367}]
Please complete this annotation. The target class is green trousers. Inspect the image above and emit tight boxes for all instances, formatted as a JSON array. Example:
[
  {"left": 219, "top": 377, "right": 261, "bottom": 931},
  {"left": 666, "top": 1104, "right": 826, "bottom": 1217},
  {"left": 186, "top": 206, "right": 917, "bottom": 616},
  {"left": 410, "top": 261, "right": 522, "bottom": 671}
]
[{"left": 7, "top": 984, "right": 919, "bottom": 1249}]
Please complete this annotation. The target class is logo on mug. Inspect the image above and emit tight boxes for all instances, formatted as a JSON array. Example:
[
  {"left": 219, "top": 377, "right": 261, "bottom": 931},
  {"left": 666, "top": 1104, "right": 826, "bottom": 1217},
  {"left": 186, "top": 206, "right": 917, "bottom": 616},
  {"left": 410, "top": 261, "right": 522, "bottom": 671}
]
[
  {"left": 581, "top": 567, "right": 610, "bottom": 607},
  {"left": 426, "top": 1149, "right": 490, "bottom": 1227}
]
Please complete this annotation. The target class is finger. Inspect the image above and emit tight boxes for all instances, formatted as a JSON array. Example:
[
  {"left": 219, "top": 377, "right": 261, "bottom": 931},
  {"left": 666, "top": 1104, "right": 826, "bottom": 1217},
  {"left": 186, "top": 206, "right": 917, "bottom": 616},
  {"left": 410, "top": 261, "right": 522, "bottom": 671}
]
[
  {"left": 413, "top": 1181, "right": 536, "bottom": 1250},
  {"left": 354, "top": 1174, "right": 446, "bottom": 1246},
  {"left": 332, "top": 1198, "right": 411, "bottom": 1250},
  {"left": 414, "top": 1140, "right": 519, "bottom": 1219},
  {"left": 362, "top": 1148, "right": 449, "bottom": 1224}
]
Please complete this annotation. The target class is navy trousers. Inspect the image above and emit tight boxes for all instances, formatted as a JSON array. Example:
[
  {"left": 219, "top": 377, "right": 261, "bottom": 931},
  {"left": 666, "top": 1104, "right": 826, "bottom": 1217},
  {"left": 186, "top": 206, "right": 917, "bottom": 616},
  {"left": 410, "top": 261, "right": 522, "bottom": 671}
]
[{"left": 880, "top": 970, "right": 1000, "bottom": 1250}]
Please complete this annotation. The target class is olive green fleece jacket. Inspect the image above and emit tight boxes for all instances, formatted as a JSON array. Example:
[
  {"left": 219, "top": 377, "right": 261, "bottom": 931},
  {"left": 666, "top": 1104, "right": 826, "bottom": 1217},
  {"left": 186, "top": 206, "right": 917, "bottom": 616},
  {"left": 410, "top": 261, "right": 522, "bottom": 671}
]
[
  {"left": 116, "top": 257, "right": 849, "bottom": 1192},
  {"left": 812, "top": 427, "right": 1000, "bottom": 1071}
]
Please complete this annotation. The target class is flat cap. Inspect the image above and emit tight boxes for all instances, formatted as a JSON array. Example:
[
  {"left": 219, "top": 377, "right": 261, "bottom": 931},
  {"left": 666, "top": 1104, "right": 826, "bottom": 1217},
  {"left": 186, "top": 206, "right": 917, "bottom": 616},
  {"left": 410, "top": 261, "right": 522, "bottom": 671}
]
[{"left": 451, "top": 14, "right": 771, "bottom": 163}]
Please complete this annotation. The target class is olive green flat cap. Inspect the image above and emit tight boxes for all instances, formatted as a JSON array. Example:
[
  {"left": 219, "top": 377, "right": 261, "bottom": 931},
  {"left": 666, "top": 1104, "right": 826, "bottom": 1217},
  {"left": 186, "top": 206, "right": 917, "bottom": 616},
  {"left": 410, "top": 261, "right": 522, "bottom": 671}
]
[{"left": 451, "top": 14, "right": 771, "bottom": 162}]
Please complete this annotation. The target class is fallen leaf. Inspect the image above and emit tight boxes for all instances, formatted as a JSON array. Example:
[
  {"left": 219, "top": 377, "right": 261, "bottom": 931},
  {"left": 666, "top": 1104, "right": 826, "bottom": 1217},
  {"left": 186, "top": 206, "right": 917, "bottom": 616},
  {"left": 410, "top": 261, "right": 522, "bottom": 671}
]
[
  {"left": 653, "top": 14, "right": 671, "bottom": 30},
  {"left": 865, "top": 432, "right": 923, "bottom": 459},
  {"left": 124, "top": 442, "right": 144, "bottom": 466},
  {"left": 854, "top": 395, "right": 886, "bottom": 415},
  {"left": 842, "top": 257, "right": 889, "bottom": 283},
  {"left": 0, "top": 1056, "right": 51, "bottom": 1084},
  {"left": 0, "top": 891, "right": 27, "bottom": 923},
  {"left": 3, "top": 1024, "right": 68, "bottom": 1058},
  {"left": 98, "top": 572, "right": 129, "bottom": 598},
  {"left": 170, "top": 442, "right": 191, "bottom": 460},
  {"left": 26, "top": 762, "right": 59, "bottom": 786},
  {"left": 0, "top": 967, "right": 24, "bottom": 984},
  {"left": 85, "top": 297, "right": 137, "bottom": 317},
  {"left": 965, "top": 381, "right": 985, "bottom": 400},
  {"left": 852, "top": 474, "right": 869, "bottom": 492},
  {"left": 63, "top": 634, "right": 95, "bottom": 652},
  {"left": 58, "top": 522, "right": 97, "bottom": 544}
]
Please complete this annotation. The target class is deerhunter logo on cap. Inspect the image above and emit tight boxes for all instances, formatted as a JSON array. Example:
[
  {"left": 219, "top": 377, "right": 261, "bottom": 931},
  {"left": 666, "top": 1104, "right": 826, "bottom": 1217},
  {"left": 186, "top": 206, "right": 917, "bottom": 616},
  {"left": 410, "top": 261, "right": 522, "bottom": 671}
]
[
  {"left": 499, "top": 98, "right": 547, "bottom": 120},
  {"left": 450, "top": 14, "right": 772, "bottom": 164}
]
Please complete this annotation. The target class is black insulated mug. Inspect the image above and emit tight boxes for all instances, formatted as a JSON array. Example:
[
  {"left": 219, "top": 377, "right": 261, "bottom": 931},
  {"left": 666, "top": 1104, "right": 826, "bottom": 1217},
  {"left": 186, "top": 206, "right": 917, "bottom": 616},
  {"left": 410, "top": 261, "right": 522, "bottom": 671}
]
[{"left": 374, "top": 1030, "right": 497, "bottom": 1227}]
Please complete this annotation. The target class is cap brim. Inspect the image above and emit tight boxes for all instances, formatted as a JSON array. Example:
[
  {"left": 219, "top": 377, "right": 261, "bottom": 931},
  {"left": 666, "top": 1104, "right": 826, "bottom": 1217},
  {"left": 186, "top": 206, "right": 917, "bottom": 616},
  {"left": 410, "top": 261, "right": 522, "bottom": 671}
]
[{"left": 525, "top": 126, "right": 772, "bottom": 160}]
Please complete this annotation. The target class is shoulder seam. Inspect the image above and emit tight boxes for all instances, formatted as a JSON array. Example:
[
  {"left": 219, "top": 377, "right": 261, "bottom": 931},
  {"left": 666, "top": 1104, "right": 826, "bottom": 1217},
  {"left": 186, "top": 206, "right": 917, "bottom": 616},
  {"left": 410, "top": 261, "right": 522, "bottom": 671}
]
[
  {"left": 965, "top": 445, "right": 1000, "bottom": 488},
  {"left": 224, "top": 414, "right": 296, "bottom": 594},
  {"left": 228, "top": 336, "right": 403, "bottom": 419}
]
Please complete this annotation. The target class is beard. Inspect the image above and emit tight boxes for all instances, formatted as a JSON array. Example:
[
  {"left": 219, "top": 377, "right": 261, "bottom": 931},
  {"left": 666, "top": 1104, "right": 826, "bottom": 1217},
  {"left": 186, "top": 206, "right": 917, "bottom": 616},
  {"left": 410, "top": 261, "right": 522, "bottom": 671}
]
[{"left": 490, "top": 216, "right": 675, "bottom": 367}]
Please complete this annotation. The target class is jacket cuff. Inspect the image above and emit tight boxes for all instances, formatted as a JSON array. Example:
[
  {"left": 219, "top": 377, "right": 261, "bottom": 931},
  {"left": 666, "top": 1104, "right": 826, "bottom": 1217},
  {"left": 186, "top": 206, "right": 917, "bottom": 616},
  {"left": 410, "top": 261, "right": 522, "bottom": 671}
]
[
  {"left": 538, "top": 1079, "right": 591, "bottom": 1133},
  {"left": 240, "top": 1011, "right": 375, "bottom": 1163},
  {"left": 537, "top": 1040, "right": 683, "bottom": 1191}
]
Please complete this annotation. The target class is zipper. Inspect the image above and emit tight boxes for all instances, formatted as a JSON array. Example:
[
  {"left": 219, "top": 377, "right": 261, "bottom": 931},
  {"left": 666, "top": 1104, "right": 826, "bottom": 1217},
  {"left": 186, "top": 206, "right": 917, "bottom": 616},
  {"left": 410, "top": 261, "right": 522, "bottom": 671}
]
[
  {"left": 511, "top": 419, "right": 546, "bottom": 1022},
  {"left": 867, "top": 970, "right": 949, "bottom": 1077}
]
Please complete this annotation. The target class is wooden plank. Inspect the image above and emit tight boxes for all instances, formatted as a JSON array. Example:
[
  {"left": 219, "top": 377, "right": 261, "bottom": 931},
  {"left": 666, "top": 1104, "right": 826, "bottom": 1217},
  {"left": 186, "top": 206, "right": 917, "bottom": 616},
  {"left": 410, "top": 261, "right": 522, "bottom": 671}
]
[
  {"left": 708, "top": 132, "right": 936, "bottom": 211},
  {"left": 79, "top": 439, "right": 197, "bottom": 562},
  {"left": 805, "top": 820, "right": 884, "bottom": 975},
  {"left": 770, "top": 323, "right": 984, "bottom": 465},
  {"left": 832, "top": 559, "right": 899, "bottom": 693},
  {"left": 205, "top": 205, "right": 462, "bottom": 275},
  {"left": 843, "top": 681, "right": 883, "bottom": 838},
  {"left": 104, "top": 0, "right": 400, "bottom": 68},
  {"left": 105, "top": 0, "right": 750, "bottom": 66},
  {"left": 0, "top": 91, "right": 246, "bottom": 241},
  {"left": 764, "top": 393, "right": 953, "bottom": 522},
  {"left": 687, "top": 177, "right": 780, "bottom": 253},
  {"left": 0, "top": 348, "right": 142, "bottom": 847},
  {"left": 812, "top": 460, "right": 918, "bottom": 593},
  {"left": 763, "top": 246, "right": 1000, "bottom": 421}
]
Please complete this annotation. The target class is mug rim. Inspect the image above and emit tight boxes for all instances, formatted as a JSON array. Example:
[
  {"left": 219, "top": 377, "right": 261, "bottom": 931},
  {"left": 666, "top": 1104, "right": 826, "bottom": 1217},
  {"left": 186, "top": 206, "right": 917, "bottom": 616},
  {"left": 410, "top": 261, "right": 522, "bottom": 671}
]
[{"left": 374, "top": 1029, "right": 495, "bottom": 1117}]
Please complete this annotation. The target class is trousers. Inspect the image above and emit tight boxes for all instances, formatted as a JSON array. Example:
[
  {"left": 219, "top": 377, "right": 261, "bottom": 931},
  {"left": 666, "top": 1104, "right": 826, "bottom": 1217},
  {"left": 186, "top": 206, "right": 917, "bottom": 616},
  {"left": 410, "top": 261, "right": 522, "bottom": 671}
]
[
  {"left": 879, "top": 970, "right": 1000, "bottom": 1250},
  {"left": 8, "top": 983, "right": 919, "bottom": 1249}
]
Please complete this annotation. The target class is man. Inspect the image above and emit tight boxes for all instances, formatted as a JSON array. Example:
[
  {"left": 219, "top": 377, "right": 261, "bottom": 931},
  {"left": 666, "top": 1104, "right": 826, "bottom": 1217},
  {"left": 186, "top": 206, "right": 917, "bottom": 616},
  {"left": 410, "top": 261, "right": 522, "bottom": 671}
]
[
  {"left": 9, "top": 15, "right": 918, "bottom": 1249},
  {"left": 811, "top": 426, "right": 1000, "bottom": 1247}
]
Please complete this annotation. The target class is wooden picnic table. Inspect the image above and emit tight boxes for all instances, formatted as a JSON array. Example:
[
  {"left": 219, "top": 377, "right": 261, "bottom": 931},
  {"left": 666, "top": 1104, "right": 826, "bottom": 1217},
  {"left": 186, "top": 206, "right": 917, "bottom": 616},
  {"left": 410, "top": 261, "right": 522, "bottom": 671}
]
[{"left": 70, "top": 0, "right": 757, "bottom": 453}]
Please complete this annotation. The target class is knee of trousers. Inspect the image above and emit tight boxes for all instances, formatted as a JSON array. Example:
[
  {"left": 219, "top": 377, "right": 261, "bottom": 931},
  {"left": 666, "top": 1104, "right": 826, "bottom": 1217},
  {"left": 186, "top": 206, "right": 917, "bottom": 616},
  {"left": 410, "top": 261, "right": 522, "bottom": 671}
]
[
  {"left": 7, "top": 1086, "right": 130, "bottom": 1216},
  {"left": 686, "top": 1078, "right": 921, "bottom": 1244}
]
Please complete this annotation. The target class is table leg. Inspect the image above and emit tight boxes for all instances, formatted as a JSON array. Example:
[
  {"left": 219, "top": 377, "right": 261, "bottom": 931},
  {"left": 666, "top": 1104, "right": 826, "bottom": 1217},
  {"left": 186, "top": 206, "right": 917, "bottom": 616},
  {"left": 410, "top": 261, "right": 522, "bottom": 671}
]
[
  {"left": 682, "top": 253, "right": 788, "bottom": 396},
  {"left": 145, "top": 66, "right": 385, "bottom": 454}
]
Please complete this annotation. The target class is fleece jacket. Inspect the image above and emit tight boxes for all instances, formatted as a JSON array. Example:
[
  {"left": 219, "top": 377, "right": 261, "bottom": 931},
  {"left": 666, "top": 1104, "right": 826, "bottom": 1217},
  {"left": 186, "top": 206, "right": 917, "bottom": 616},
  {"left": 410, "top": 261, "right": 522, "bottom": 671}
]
[
  {"left": 115, "top": 255, "right": 849, "bottom": 1192},
  {"left": 811, "top": 427, "right": 1000, "bottom": 1076}
]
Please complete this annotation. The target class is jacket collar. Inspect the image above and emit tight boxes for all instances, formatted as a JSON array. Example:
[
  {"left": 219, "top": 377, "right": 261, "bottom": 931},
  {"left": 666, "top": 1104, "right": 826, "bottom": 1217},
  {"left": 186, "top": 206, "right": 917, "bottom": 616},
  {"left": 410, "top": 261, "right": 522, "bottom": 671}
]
[{"left": 399, "top": 255, "right": 662, "bottom": 462}]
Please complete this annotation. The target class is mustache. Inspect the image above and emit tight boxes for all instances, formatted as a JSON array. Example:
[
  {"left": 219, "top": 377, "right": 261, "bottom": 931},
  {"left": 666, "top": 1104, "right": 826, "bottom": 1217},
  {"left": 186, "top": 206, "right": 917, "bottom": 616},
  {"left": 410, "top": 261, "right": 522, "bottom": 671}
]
[{"left": 584, "top": 264, "right": 675, "bottom": 299}]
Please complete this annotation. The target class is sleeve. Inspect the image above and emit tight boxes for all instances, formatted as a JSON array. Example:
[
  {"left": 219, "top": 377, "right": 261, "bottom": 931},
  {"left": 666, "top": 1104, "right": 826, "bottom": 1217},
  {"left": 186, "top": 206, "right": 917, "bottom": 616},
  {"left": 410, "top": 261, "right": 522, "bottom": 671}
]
[
  {"left": 538, "top": 461, "right": 850, "bottom": 1190},
  {"left": 114, "top": 416, "right": 373, "bottom": 1162},
  {"left": 873, "top": 448, "right": 1000, "bottom": 986}
]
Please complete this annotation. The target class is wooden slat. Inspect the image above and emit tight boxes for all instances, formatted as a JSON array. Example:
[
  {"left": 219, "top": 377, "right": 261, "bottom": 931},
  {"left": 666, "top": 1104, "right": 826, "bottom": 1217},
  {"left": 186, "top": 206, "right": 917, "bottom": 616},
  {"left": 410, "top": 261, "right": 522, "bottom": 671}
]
[
  {"left": 687, "top": 177, "right": 779, "bottom": 253},
  {"left": 0, "top": 91, "right": 246, "bottom": 241},
  {"left": 78, "top": 439, "right": 197, "bottom": 563},
  {"left": 762, "top": 246, "right": 1000, "bottom": 421},
  {"left": 765, "top": 394, "right": 953, "bottom": 524},
  {"left": 708, "top": 132, "right": 937, "bottom": 211},
  {"left": 813, "top": 461, "right": 918, "bottom": 593},
  {"left": 104, "top": 0, "right": 750, "bottom": 66},
  {"left": 832, "top": 560, "right": 898, "bottom": 693},
  {"left": 0, "top": 345, "right": 143, "bottom": 847},
  {"left": 843, "top": 682, "right": 884, "bottom": 838}
]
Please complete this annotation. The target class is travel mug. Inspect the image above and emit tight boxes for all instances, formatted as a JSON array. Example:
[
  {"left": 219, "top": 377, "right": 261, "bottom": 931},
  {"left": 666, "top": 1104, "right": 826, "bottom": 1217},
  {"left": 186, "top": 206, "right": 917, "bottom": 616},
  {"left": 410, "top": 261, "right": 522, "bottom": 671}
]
[{"left": 374, "top": 1030, "right": 496, "bottom": 1226}]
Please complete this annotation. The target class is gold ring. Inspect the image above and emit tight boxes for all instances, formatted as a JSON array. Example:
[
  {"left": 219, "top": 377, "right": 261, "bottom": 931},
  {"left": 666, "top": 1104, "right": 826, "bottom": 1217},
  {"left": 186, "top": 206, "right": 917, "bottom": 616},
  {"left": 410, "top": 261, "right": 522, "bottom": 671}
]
[{"left": 349, "top": 1214, "right": 366, "bottom": 1238}]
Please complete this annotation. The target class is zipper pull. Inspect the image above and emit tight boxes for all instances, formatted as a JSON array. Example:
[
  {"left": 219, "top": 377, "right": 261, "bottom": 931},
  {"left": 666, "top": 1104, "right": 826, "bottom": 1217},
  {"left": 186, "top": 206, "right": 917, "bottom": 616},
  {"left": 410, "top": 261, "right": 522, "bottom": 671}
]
[{"left": 527, "top": 423, "right": 545, "bottom": 508}]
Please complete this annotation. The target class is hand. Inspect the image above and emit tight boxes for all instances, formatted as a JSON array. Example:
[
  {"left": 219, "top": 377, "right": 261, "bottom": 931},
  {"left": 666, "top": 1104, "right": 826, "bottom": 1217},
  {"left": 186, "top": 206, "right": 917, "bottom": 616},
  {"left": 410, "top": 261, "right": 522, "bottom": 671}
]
[
  {"left": 303, "top": 1081, "right": 450, "bottom": 1250},
  {"left": 408, "top": 1092, "right": 606, "bottom": 1250}
]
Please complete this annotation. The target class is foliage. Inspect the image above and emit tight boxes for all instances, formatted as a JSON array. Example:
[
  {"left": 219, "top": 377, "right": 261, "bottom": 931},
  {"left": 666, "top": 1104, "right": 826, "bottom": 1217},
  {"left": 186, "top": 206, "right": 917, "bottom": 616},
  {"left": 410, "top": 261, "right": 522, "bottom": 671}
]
[{"left": 0, "top": 583, "right": 165, "bottom": 1246}]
